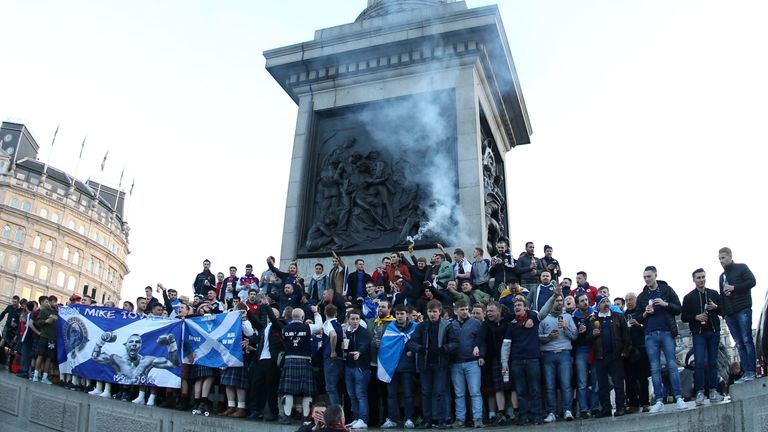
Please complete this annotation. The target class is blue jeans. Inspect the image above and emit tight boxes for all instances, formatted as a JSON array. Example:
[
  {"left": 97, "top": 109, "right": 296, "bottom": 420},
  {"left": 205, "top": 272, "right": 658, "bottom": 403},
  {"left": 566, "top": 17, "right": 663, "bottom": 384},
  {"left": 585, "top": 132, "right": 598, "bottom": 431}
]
[
  {"left": 450, "top": 361, "right": 483, "bottom": 422},
  {"left": 387, "top": 372, "right": 414, "bottom": 422},
  {"left": 594, "top": 356, "right": 625, "bottom": 412},
  {"left": 575, "top": 350, "right": 600, "bottom": 413},
  {"left": 420, "top": 367, "right": 448, "bottom": 422},
  {"left": 511, "top": 358, "right": 543, "bottom": 422},
  {"left": 324, "top": 358, "right": 343, "bottom": 405},
  {"left": 725, "top": 308, "right": 756, "bottom": 375},
  {"left": 19, "top": 336, "right": 34, "bottom": 374},
  {"left": 345, "top": 367, "right": 371, "bottom": 422},
  {"left": 541, "top": 350, "right": 573, "bottom": 414},
  {"left": 692, "top": 331, "right": 720, "bottom": 391},
  {"left": 645, "top": 331, "right": 682, "bottom": 402}
]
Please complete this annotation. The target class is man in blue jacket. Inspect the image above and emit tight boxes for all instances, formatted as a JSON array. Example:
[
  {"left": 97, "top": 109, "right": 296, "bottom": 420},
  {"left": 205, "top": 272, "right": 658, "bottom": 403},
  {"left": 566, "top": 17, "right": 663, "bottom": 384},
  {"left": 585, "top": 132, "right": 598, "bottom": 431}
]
[{"left": 718, "top": 247, "right": 757, "bottom": 382}]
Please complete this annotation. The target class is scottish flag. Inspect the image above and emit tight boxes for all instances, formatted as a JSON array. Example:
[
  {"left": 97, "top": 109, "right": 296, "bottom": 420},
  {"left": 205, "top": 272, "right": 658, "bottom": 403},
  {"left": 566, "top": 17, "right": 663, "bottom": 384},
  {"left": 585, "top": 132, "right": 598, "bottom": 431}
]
[
  {"left": 183, "top": 312, "right": 244, "bottom": 368},
  {"left": 376, "top": 320, "right": 416, "bottom": 383},
  {"left": 57, "top": 305, "right": 183, "bottom": 388}
]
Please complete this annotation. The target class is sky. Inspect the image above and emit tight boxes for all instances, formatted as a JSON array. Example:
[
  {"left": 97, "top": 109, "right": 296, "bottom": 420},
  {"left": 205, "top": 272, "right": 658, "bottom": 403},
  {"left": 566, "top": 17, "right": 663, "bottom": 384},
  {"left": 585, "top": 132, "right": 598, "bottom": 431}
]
[{"left": 2, "top": 0, "right": 766, "bottom": 323}]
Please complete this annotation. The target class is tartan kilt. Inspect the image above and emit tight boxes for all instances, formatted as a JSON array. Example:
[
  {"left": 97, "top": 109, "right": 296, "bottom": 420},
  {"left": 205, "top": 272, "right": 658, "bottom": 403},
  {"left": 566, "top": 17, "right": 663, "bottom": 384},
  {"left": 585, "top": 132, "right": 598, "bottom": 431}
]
[
  {"left": 191, "top": 365, "right": 220, "bottom": 379},
  {"left": 491, "top": 360, "right": 514, "bottom": 392},
  {"left": 278, "top": 357, "right": 316, "bottom": 396},
  {"left": 220, "top": 366, "right": 248, "bottom": 389}
]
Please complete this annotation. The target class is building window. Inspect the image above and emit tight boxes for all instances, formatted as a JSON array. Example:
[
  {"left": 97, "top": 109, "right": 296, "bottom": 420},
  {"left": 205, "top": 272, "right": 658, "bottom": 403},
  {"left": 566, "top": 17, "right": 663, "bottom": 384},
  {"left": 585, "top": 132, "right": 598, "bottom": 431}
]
[
  {"left": 2, "top": 279, "right": 13, "bottom": 296},
  {"left": 62, "top": 246, "right": 70, "bottom": 261},
  {"left": 0, "top": 250, "right": 5, "bottom": 265},
  {"left": 9, "top": 197, "right": 19, "bottom": 208},
  {"left": 52, "top": 213, "right": 61, "bottom": 223},
  {"left": 56, "top": 271, "right": 66, "bottom": 287},
  {"left": 67, "top": 275, "right": 77, "bottom": 291},
  {"left": 72, "top": 250, "right": 81, "bottom": 266},
  {"left": 21, "top": 201, "right": 31, "bottom": 211},
  {"left": 21, "top": 286, "right": 32, "bottom": 300},
  {"left": 87, "top": 257, "right": 93, "bottom": 272},
  {"left": 2, "top": 225, "right": 10, "bottom": 239},
  {"left": 25, "top": 261, "right": 37, "bottom": 277},
  {"left": 44, "top": 239, "right": 54, "bottom": 254},
  {"left": 13, "top": 228, "right": 24, "bottom": 243},
  {"left": 68, "top": 220, "right": 76, "bottom": 230},
  {"left": 39, "top": 208, "right": 49, "bottom": 219},
  {"left": 33, "top": 235, "right": 42, "bottom": 249},
  {"left": 78, "top": 225, "right": 85, "bottom": 235},
  {"left": 39, "top": 265, "right": 50, "bottom": 281},
  {"left": 7, "top": 254, "right": 19, "bottom": 271},
  {"left": 94, "top": 261, "right": 102, "bottom": 276}
]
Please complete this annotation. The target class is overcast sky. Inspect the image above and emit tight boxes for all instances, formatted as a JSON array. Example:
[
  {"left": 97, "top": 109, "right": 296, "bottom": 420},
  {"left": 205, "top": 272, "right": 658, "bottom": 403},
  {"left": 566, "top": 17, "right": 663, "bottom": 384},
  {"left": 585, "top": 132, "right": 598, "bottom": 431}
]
[{"left": 2, "top": 0, "right": 766, "bottom": 322}]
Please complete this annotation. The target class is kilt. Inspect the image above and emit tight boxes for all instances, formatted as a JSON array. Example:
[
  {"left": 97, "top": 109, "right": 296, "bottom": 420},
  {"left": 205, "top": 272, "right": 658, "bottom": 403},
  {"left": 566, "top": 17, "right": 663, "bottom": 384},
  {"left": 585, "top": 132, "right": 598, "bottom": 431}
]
[
  {"left": 220, "top": 366, "right": 248, "bottom": 389},
  {"left": 278, "top": 357, "right": 315, "bottom": 396},
  {"left": 491, "top": 360, "right": 514, "bottom": 392},
  {"left": 191, "top": 365, "right": 220, "bottom": 379}
]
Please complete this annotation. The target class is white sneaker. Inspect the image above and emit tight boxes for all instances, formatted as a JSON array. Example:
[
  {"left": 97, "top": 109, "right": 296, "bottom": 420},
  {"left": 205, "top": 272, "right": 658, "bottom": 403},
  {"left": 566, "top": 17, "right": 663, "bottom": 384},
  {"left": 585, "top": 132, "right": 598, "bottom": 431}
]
[
  {"left": 543, "top": 413, "right": 556, "bottom": 423},
  {"left": 146, "top": 397, "right": 156, "bottom": 406},
  {"left": 694, "top": 391, "right": 705, "bottom": 406},
  {"left": 404, "top": 419, "right": 415, "bottom": 429},
  {"left": 99, "top": 390, "right": 111, "bottom": 398},
  {"left": 41, "top": 377, "right": 53, "bottom": 385},
  {"left": 351, "top": 419, "right": 368, "bottom": 429},
  {"left": 709, "top": 390, "right": 724, "bottom": 403},
  {"left": 381, "top": 419, "right": 397, "bottom": 429},
  {"left": 564, "top": 410, "right": 574, "bottom": 421},
  {"left": 649, "top": 401, "right": 664, "bottom": 414},
  {"left": 675, "top": 397, "right": 688, "bottom": 411},
  {"left": 132, "top": 396, "right": 145, "bottom": 405},
  {"left": 88, "top": 387, "right": 101, "bottom": 395}
]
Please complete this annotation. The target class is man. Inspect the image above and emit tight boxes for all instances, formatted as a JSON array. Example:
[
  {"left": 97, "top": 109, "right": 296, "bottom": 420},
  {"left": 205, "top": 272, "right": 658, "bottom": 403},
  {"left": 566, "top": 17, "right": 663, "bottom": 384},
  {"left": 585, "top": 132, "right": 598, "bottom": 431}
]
[
  {"left": 470, "top": 247, "right": 492, "bottom": 296},
  {"left": 588, "top": 295, "right": 631, "bottom": 418},
  {"left": 328, "top": 251, "right": 348, "bottom": 295},
  {"left": 244, "top": 289, "right": 261, "bottom": 315},
  {"left": 538, "top": 293, "right": 577, "bottom": 422},
  {"left": 515, "top": 242, "right": 543, "bottom": 293},
  {"left": 405, "top": 245, "right": 428, "bottom": 295},
  {"left": 447, "top": 280, "right": 490, "bottom": 307},
  {"left": 614, "top": 297, "right": 626, "bottom": 312},
  {"left": 321, "top": 404, "right": 347, "bottom": 431},
  {"left": 215, "top": 271, "right": 226, "bottom": 299},
  {"left": 387, "top": 251, "right": 412, "bottom": 283},
  {"left": 623, "top": 291, "right": 651, "bottom": 413},
  {"left": 372, "top": 257, "right": 392, "bottom": 287},
  {"left": 279, "top": 306, "right": 323, "bottom": 424},
  {"left": 346, "top": 259, "right": 373, "bottom": 302},
  {"left": 564, "top": 296, "right": 577, "bottom": 314},
  {"left": 633, "top": 266, "right": 687, "bottom": 412},
  {"left": 490, "top": 238, "right": 517, "bottom": 289},
  {"left": 368, "top": 300, "right": 394, "bottom": 426},
  {"left": 205, "top": 289, "right": 225, "bottom": 313},
  {"left": 193, "top": 259, "right": 216, "bottom": 296},
  {"left": 220, "top": 266, "right": 239, "bottom": 305},
  {"left": 428, "top": 253, "right": 453, "bottom": 290},
  {"left": 718, "top": 247, "right": 757, "bottom": 382},
  {"left": 472, "top": 304, "right": 486, "bottom": 322},
  {"left": 321, "top": 287, "right": 347, "bottom": 323},
  {"left": 0, "top": 295, "right": 21, "bottom": 356},
  {"left": 597, "top": 286, "right": 624, "bottom": 314},
  {"left": 380, "top": 305, "right": 417, "bottom": 429},
  {"left": 307, "top": 263, "right": 329, "bottom": 306},
  {"left": 268, "top": 257, "right": 304, "bottom": 294},
  {"left": 681, "top": 268, "right": 725, "bottom": 404},
  {"left": 238, "top": 264, "right": 259, "bottom": 302},
  {"left": 322, "top": 304, "right": 344, "bottom": 406},
  {"left": 260, "top": 256, "right": 282, "bottom": 296},
  {"left": 32, "top": 295, "right": 58, "bottom": 384},
  {"left": 344, "top": 310, "right": 372, "bottom": 429},
  {"left": 268, "top": 283, "right": 302, "bottom": 315},
  {"left": 570, "top": 272, "right": 598, "bottom": 306},
  {"left": 482, "top": 302, "right": 513, "bottom": 425},
  {"left": 450, "top": 299, "right": 486, "bottom": 428},
  {"left": 167, "top": 289, "right": 181, "bottom": 315},
  {"left": 407, "top": 300, "right": 459, "bottom": 429},
  {"left": 527, "top": 271, "right": 557, "bottom": 313},
  {"left": 540, "top": 245, "right": 561, "bottom": 283},
  {"left": 500, "top": 293, "right": 556, "bottom": 426},
  {"left": 248, "top": 298, "right": 283, "bottom": 421},
  {"left": 452, "top": 248, "right": 472, "bottom": 284},
  {"left": 572, "top": 292, "right": 599, "bottom": 418}
]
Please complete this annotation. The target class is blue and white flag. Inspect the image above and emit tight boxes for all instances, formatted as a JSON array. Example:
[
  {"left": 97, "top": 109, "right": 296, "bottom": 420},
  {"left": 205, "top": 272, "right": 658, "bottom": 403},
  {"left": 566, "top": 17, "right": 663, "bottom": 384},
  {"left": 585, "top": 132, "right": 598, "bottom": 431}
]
[
  {"left": 376, "top": 320, "right": 416, "bottom": 383},
  {"left": 183, "top": 312, "right": 244, "bottom": 368},
  {"left": 57, "top": 305, "right": 183, "bottom": 388},
  {"left": 362, "top": 298, "right": 378, "bottom": 319}
]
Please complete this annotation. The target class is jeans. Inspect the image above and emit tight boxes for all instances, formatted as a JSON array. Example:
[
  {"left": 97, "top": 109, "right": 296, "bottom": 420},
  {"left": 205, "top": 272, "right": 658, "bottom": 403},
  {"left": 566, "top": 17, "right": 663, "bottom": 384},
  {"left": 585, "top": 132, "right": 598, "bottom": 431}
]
[
  {"left": 420, "top": 367, "right": 448, "bottom": 422},
  {"left": 594, "top": 356, "right": 626, "bottom": 413},
  {"left": 19, "top": 336, "right": 34, "bottom": 374},
  {"left": 450, "top": 361, "right": 483, "bottom": 422},
  {"left": 345, "top": 367, "right": 371, "bottom": 422},
  {"left": 692, "top": 331, "right": 721, "bottom": 391},
  {"left": 575, "top": 350, "right": 600, "bottom": 413},
  {"left": 387, "top": 372, "right": 414, "bottom": 422},
  {"left": 511, "top": 358, "right": 543, "bottom": 422},
  {"left": 324, "top": 358, "right": 344, "bottom": 405},
  {"left": 645, "top": 331, "right": 682, "bottom": 402},
  {"left": 725, "top": 308, "right": 756, "bottom": 375},
  {"left": 541, "top": 350, "right": 573, "bottom": 414}
]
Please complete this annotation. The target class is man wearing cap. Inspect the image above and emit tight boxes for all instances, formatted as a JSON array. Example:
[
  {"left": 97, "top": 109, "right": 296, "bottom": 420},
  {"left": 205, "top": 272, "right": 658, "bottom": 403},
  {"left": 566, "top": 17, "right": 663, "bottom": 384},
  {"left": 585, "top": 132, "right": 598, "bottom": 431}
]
[{"left": 588, "top": 295, "right": 631, "bottom": 417}]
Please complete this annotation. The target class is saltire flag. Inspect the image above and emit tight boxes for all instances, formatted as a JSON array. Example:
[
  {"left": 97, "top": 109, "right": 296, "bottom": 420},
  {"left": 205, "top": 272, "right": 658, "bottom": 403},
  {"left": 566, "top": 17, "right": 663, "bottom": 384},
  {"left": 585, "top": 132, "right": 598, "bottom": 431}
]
[
  {"left": 362, "top": 298, "right": 378, "bottom": 319},
  {"left": 183, "top": 311, "right": 244, "bottom": 368},
  {"left": 376, "top": 320, "right": 416, "bottom": 383},
  {"left": 57, "top": 304, "right": 183, "bottom": 388}
]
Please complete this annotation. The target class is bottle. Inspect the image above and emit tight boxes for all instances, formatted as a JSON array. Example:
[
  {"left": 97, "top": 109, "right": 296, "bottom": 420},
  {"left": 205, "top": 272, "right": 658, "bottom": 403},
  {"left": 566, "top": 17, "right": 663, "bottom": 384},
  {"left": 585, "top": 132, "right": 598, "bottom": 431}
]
[
  {"left": 502, "top": 368, "right": 509, "bottom": 383},
  {"left": 593, "top": 319, "right": 601, "bottom": 330}
]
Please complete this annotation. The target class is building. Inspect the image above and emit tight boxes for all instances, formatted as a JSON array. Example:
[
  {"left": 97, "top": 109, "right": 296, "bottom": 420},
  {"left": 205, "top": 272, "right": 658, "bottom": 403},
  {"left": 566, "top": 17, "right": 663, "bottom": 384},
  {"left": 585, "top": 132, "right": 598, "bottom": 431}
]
[{"left": 0, "top": 121, "right": 129, "bottom": 313}]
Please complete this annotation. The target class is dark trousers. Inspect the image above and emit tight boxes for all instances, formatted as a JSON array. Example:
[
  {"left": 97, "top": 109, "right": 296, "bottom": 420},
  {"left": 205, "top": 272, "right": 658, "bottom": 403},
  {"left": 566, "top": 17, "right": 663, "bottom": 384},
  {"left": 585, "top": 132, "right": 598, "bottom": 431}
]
[
  {"left": 624, "top": 348, "right": 650, "bottom": 408},
  {"left": 595, "top": 356, "right": 626, "bottom": 413},
  {"left": 511, "top": 358, "right": 543, "bottom": 422},
  {"left": 368, "top": 366, "right": 388, "bottom": 425},
  {"left": 420, "top": 366, "right": 448, "bottom": 422},
  {"left": 248, "top": 358, "right": 279, "bottom": 415}
]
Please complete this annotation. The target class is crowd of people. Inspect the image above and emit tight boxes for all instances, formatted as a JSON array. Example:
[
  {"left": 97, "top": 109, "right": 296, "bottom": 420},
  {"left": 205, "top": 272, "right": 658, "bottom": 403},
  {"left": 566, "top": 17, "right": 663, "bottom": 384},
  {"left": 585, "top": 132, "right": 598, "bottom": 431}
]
[{"left": 0, "top": 241, "right": 761, "bottom": 430}]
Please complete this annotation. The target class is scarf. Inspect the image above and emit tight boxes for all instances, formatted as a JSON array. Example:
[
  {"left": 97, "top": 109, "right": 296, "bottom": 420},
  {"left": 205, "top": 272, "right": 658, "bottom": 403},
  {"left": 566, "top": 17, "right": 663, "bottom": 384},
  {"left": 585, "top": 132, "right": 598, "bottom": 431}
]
[
  {"left": 515, "top": 311, "right": 529, "bottom": 327},
  {"left": 375, "top": 314, "right": 395, "bottom": 328}
]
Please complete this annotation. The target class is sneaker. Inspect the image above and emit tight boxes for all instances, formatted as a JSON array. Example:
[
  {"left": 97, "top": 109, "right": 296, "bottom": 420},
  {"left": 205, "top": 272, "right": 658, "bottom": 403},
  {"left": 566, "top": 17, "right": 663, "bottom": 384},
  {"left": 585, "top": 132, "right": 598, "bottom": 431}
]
[
  {"left": 405, "top": 419, "right": 415, "bottom": 429},
  {"left": 695, "top": 391, "right": 705, "bottom": 406},
  {"left": 473, "top": 420, "right": 485, "bottom": 428},
  {"left": 133, "top": 395, "right": 145, "bottom": 405},
  {"left": 649, "top": 401, "right": 664, "bottom": 414},
  {"left": 41, "top": 377, "right": 53, "bottom": 385},
  {"left": 351, "top": 419, "right": 368, "bottom": 429},
  {"left": 416, "top": 420, "right": 432, "bottom": 429},
  {"left": 580, "top": 411, "right": 590, "bottom": 420},
  {"left": 543, "top": 413, "right": 556, "bottom": 423},
  {"left": 99, "top": 390, "right": 111, "bottom": 398},
  {"left": 564, "top": 410, "right": 574, "bottom": 421},
  {"left": 709, "top": 390, "right": 724, "bottom": 403},
  {"left": 675, "top": 397, "right": 688, "bottom": 411},
  {"left": 381, "top": 419, "right": 397, "bottom": 429},
  {"left": 453, "top": 420, "right": 465, "bottom": 428},
  {"left": 88, "top": 387, "right": 101, "bottom": 396}
]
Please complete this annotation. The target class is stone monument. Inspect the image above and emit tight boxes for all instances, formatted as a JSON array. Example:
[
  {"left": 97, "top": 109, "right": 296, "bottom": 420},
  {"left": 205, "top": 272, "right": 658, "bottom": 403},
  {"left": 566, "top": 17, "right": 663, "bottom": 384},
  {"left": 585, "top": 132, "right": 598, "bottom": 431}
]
[{"left": 265, "top": 0, "right": 531, "bottom": 272}]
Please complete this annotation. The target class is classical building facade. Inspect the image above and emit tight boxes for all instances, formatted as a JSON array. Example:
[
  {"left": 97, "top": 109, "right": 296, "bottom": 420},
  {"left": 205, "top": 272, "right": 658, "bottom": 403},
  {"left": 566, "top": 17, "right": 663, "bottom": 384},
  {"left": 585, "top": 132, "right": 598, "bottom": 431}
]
[{"left": 0, "top": 121, "right": 129, "bottom": 312}]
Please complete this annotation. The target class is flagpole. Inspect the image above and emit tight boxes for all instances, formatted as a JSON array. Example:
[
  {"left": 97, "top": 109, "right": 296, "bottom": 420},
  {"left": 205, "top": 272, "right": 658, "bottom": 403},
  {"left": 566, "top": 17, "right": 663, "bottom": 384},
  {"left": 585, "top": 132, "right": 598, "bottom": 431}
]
[
  {"left": 42, "top": 123, "right": 59, "bottom": 176},
  {"left": 113, "top": 166, "right": 125, "bottom": 213},
  {"left": 71, "top": 136, "right": 86, "bottom": 186}
]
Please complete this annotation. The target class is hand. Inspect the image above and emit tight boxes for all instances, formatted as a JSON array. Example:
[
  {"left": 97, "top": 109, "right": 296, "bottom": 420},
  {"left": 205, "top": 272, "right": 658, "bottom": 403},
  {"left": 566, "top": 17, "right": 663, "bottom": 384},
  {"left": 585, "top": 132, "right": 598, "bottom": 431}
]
[
  {"left": 351, "top": 351, "right": 360, "bottom": 360},
  {"left": 525, "top": 319, "right": 534, "bottom": 329},
  {"left": 330, "top": 351, "right": 337, "bottom": 359},
  {"left": 436, "top": 243, "right": 445, "bottom": 251},
  {"left": 628, "top": 318, "right": 639, "bottom": 327},
  {"left": 547, "top": 264, "right": 554, "bottom": 270},
  {"left": 706, "top": 301, "right": 718, "bottom": 311},
  {"left": 578, "top": 323, "right": 586, "bottom": 334},
  {"left": 653, "top": 298, "right": 668, "bottom": 307},
  {"left": 204, "top": 280, "right": 211, "bottom": 287},
  {"left": 501, "top": 367, "right": 508, "bottom": 374},
  {"left": 331, "top": 250, "right": 339, "bottom": 259},
  {"left": 478, "top": 358, "right": 485, "bottom": 366},
  {"left": 592, "top": 328, "right": 601, "bottom": 336},
  {"left": 549, "top": 330, "right": 559, "bottom": 340},
  {"left": 473, "top": 346, "right": 480, "bottom": 357},
  {"left": 241, "top": 340, "right": 249, "bottom": 349},
  {"left": 374, "top": 339, "right": 381, "bottom": 349},
  {"left": 408, "top": 244, "right": 414, "bottom": 254},
  {"left": 723, "top": 284, "right": 734, "bottom": 296},
  {"left": 696, "top": 313, "right": 708, "bottom": 322},
  {"left": 311, "top": 305, "right": 318, "bottom": 314},
  {"left": 645, "top": 304, "right": 655, "bottom": 315},
  {"left": 158, "top": 283, "right": 166, "bottom": 291}
]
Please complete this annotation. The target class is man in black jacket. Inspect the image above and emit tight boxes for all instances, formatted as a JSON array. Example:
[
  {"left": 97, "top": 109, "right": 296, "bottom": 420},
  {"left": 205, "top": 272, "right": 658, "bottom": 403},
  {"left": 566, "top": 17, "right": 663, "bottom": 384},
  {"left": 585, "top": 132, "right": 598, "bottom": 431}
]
[
  {"left": 193, "top": 259, "right": 217, "bottom": 296},
  {"left": 633, "top": 266, "right": 687, "bottom": 413},
  {"left": 681, "top": 268, "right": 725, "bottom": 405},
  {"left": 718, "top": 247, "right": 758, "bottom": 382}
]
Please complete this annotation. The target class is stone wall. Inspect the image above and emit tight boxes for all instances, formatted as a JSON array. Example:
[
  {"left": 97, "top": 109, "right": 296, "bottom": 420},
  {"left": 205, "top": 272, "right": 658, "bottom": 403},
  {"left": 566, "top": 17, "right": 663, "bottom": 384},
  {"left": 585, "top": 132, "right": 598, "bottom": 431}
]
[{"left": 0, "top": 372, "right": 765, "bottom": 431}]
